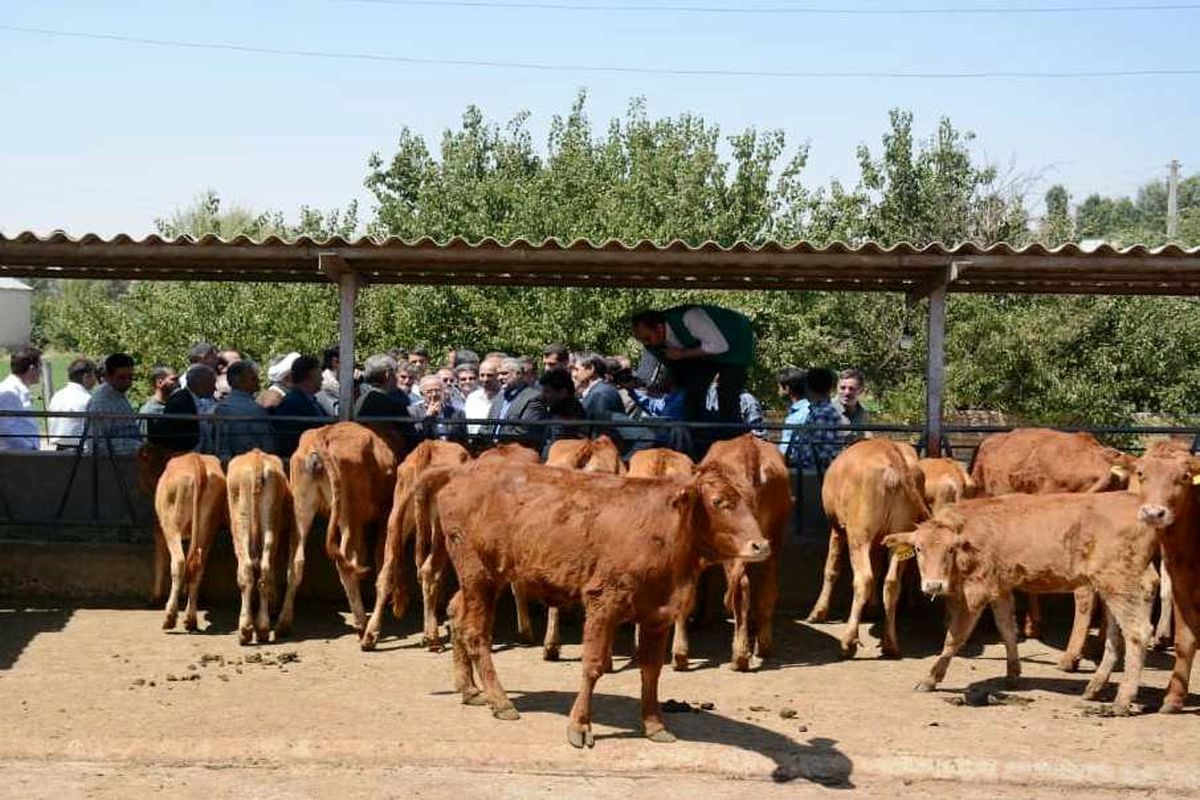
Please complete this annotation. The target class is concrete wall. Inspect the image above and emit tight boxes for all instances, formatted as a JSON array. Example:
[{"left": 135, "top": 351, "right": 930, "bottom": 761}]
[{"left": 0, "top": 287, "right": 32, "bottom": 349}]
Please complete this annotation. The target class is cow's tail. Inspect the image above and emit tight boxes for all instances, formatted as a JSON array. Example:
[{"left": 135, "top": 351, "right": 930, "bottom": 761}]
[
  {"left": 184, "top": 456, "right": 207, "bottom": 584},
  {"left": 418, "top": 468, "right": 455, "bottom": 588},
  {"left": 249, "top": 452, "right": 266, "bottom": 570}
]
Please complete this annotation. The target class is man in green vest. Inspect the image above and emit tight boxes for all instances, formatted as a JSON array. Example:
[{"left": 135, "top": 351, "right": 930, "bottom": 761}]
[{"left": 630, "top": 305, "right": 755, "bottom": 449}]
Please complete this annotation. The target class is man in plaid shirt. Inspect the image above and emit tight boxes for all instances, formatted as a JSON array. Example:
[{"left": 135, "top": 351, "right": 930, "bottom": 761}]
[{"left": 786, "top": 367, "right": 841, "bottom": 473}]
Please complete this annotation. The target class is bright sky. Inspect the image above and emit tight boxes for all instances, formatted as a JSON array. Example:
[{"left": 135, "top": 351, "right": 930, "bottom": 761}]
[{"left": 1, "top": 0, "right": 1197, "bottom": 237}]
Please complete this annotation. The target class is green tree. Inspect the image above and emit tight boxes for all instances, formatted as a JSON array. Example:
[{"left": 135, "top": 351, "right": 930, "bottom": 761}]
[{"left": 1039, "top": 184, "right": 1074, "bottom": 246}]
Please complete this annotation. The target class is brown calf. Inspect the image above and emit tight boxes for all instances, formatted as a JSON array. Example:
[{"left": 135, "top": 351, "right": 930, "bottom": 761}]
[
  {"left": 155, "top": 453, "right": 226, "bottom": 632},
  {"left": 696, "top": 435, "right": 792, "bottom": 671},
  {"left": 226, "top": 449, "right": 290, "bottom": 645},
  {"left": 435, "top": 462, "right": 769, "bottom": 747},
  {"left": 884, "top": 492, "right": 1158, "bottom": 716},
  {"left": 1128, "top": 443, "right": 1200, "bottom": 713},
  {"left": 362, "top": 439, "right": 471, "bottom": 651},
  {"left": 808, "top": 439, "right": 930, "bottom": 657},
  {"left": 279, "top": 422, "right": 397, "bottom": 638},
  {"left": 970, "top": 428, "right": 1135, "bottom": 671}
]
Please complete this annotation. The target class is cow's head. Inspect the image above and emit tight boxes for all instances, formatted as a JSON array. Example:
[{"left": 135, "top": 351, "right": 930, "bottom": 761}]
[
  {"left": 882, "top": 512, "right": 972, "bottom": 597},
  {"left": 1101, "top": 448, "right": 1137, "bottom": 491},
  {"left": 685, "top": 465, "right": 770, "bottom": 563},
  {"left": 1132, "top": 444, "right": 1200, "bottom": 528}
]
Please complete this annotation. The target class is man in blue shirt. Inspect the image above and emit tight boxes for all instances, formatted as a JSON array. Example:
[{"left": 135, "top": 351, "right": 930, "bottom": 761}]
[
  {"left": 777, "top": 368, "right": 809, "bottom": 459},
  {"left": 214, "top": 360, "right": 275, "bottom": 461},
  {"left": 786, "top": 368, "right": 842, "bottom": 473}
]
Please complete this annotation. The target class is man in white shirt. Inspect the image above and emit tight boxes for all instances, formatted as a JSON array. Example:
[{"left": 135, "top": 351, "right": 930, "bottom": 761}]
[
  {"left": 464, "top": 356, "right": 502, "bottom": 436},
  {"left": 46, "top": 357, "right": 97, "bottom": 450},
  {"left": 0, "top": 347, "right": 43, "bottom": 452}
]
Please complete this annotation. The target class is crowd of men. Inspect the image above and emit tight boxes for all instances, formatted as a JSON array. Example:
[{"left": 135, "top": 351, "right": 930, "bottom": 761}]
[{"left": 0, "top": 305, "right": 872, "bottom": 470}]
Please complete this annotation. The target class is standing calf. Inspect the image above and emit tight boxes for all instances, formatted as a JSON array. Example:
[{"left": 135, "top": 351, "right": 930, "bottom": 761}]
[
  {"left": 155, "top": 453, "right": 226, "bottom": 632},
  {"left": 226, "top": 449, "right": 289, "bottom": 645},
  {"left": 435, "top": 462, "right": 769, "bottom": 747},
  {"left": 884, "top": 492, "right": 1158, "bottom": 716}
]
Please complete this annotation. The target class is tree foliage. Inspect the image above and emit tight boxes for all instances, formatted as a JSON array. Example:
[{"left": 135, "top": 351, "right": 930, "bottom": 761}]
[{"left": 32, "top": 95, "right": 1200, "bottom": 423}]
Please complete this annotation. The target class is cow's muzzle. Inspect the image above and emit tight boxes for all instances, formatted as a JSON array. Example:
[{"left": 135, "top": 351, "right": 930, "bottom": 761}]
[
  {"left": 1137, "top": 505, "right": 1174, "bottom": 527},
  {"left": 738, "top": 539, "right": 771, "bottom": 563},
  {"left": 921, "top": 579, "right": 949, "bottom": 597}
]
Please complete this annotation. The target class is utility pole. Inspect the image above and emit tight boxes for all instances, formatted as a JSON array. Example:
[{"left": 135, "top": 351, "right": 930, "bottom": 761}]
[{"left": 1167, "top": 159, "right": 1181, "bottom": 240}]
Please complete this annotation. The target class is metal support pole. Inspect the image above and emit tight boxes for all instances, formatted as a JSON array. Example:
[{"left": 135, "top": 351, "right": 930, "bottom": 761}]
[
  {"left": 925, "top": 284, "right": 947, "bottom": 458},
  {"left": 337, "top": 271, "right": 359, "bottom": 421}
]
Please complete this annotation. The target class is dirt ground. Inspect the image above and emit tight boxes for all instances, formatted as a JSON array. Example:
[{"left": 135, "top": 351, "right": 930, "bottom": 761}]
[{"left": 1, "top": 600, "right": 1197, "bottom": 798}]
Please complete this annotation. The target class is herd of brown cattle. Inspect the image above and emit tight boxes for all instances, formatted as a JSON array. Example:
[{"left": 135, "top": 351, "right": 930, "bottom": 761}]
[{"left": 146, "top": 424, "right": 1199, "bottom": 746}]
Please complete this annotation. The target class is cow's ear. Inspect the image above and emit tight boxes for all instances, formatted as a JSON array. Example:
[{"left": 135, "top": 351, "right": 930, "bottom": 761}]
[
  {"left": 881, "top": 532, "right": 915, "bottom": 550},
  {"left": 1188, "top": 457, "right": 1200, "bottom": 483},
  {"left": 671, "top": 486, "right": 696, "bottom": 510}
]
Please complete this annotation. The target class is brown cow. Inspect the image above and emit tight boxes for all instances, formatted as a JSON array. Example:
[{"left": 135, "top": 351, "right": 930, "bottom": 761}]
[
  {"left": 155, "top": 453, "right": 226, "bottom": 632},
  {"left": 883, "top": 492, "right": 1158, "bottom": 716},
  {"left": 969, "top": 428, "right": 1135, "bottom": 671},
  {"left": 435, "top": 462, "right": 770, "bottom": 747},
  {"left": 696, "top": 435, "right": 792, "bottom": 671},
  {"left": 535, "top": 435, "right": 626, "bottom": 660},
  {"left": 807, "top": 439, "right": 929, "bottom": 657},
  {"left": 1127, "top": 443, "right": 1200, "bottom": 713},
  {"left": 361, "top": 439, "right": 471, "bottom": 651},
  {"left": 226, "top": 449, "right": 290, "bottom": 645},
  {"left": 918, "top": 458, "right": 976, "bottom": 514},
  {"left": 278, "top": 422, "right": 397, "bottom": 638}
]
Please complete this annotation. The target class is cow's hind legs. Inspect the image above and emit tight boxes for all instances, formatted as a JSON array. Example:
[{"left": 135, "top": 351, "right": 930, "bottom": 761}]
[
  {"left": 448, "top": 591, "right": 483, "bottom": 705},
  {"left": 463, "top": 584, "right": 517, "bottom": 720},
  {"left": 917, "top": 595, "right": 983, "bottom": 692},
  {"left": 839, "top": 541, "right": 875, "bottom": 658},
  {"left": 880, "top": 553, "right": 906, "bottom": 658},
  {"left": 1105, "top": 593, "right": 1151, "bottom": 716},
  {"left": 638, "top": 624, "right": 675, "bottom": 744},
  {"left": 805, "top": 528, "right": 844, "bottom": 623},
  {"left": 567, "top": 611, "right": 617, "bottom": 748}
]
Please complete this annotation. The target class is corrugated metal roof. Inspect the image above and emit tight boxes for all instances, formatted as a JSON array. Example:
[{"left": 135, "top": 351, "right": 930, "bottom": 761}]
[
  {"left": 0, "top": 277, "right": 33, "bottom": 291},
  {"left": 2, "top": 231, "right": 1199, "bottom": 295}
]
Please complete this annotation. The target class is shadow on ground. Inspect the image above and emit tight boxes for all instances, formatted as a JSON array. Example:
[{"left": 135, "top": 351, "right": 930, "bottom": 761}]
[
  {"left": 510, "top": 688, "right": 855, "bottom": 786},
  {"left": 0, "top": 606, "right": 73, "bottom": 669}
]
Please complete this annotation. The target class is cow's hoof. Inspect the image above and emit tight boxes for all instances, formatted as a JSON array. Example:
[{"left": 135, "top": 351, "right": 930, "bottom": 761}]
[
  {"left": 162, "top": 614, "right": 177, "bottom": 631},
  {"left": 517, "top": 630, "right": 536, "bottom": 646},
  {"left": 839, "top": 641, "right": 858, "bottom": 659},
  {"left": 255, "top": 628, "right": 271, "bottom": 645},
  {"left": 1159, "top": 701, "right": 1184, "bottom": 715},
  {"left": 567, "top": 725, "right": 595, "bottom": 749},
  {"left": 1111, "top": 702, "right": 1137, "bottom": 717},
  {"left": 1004, "top": 675, "right": 1021, "bottom": 690},
  {"left": 730, "top": 655, "right": 750, "bottom": 672},
  {"left": 805, "top": 610, "right": 828, "bottom": 624},
  {"left": 238, "top": 628, "right": 253, "bottom": 646},
  {"left": 543, "top": 646, "right": 560, "bottom": 662},
  {"left": 1081, "top": 684, "right": 1102, "bottom": 701},
  {"left": 672, "top": 653, "right": 689, "bottom": 672},
  {"left": 422, "top": 635, "right": 443, "bottom": 652},
  {"left": 360, "top": 632, "right": 378, "bottom": 652},
  {"left": 1056, "top": 654, "right": 1081, "bottom": 673},
  {"left": 184, "top": 617, "right": 198, "bottom": 632},
  {"left": 646, "top": 728, "right": 676, "bottom": 744},
  {"left": 880, "top": 643, "right": 902, "bottom": 660},
  {"left": 462, "top": 691, "right": 488, "bottom": 707},
  {"left": 914, "top": 680, "right": 936, "bottom": 693},
  {"left": 493, "top": 705, "right": 520, "bottom": 721}
]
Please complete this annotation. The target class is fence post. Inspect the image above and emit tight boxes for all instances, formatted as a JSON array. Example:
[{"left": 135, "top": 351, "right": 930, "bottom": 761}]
[{"left": 320, "top": 253, "right": 358, "bottom": 421}]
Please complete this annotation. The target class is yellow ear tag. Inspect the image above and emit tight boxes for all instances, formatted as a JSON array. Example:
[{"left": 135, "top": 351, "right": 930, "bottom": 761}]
[
  {"left": 1190, "top": 474, "right": 1200, "bottom": 486},
  {"left": 891, "top": 544, "right": 916, "bottom": 561},
  {"left": 1110, "top": 465, "right": 1128, "bottom": 478}
]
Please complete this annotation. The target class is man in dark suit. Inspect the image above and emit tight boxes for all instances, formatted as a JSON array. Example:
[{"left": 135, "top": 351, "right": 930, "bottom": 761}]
[
  {"left": 148, "top": 364, "right": 217, "bottom": 454},
  {"left": 572, "top": 351, "right": 625, "bottom": 420},
  {"left": 272, "top": 355, "right": 331, "bottom": 458},
  {"left": 489, "top": 356, "right": 547, "bottom": 450}
]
